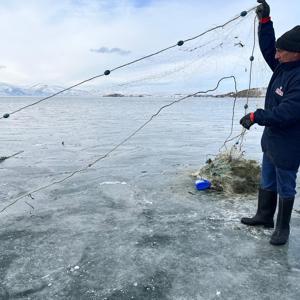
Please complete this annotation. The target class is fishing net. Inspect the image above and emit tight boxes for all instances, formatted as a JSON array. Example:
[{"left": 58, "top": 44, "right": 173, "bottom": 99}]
[
  {"left": 192, "top": 147, "right": 261, "bottom": 194},
  {"left": 1, "top": 6, "right": 272, "bottom": 211}
]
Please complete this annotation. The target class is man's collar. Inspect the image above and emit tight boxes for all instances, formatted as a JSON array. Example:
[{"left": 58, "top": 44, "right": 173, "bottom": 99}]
[{"left": 279, "top": 59, "right": 300, "bottom": 70}]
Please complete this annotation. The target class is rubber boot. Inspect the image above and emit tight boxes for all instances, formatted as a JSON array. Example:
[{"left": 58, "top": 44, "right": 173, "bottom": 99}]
[
  {"left": 241, "top": 188, "right": 277, "bottom": 228},
  {"left": 270, "top": 197, "right": 294, "bottom": 246}
]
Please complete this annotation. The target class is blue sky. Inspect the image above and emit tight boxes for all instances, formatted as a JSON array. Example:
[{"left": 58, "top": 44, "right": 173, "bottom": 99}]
[{"left": 0, "top": 0, "right": 299, "bottom": 93}]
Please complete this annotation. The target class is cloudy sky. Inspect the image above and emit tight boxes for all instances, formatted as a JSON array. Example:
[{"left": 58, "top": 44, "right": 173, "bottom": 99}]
[{"left": 0, "top": 0, "right": 299, "bottom": 93}]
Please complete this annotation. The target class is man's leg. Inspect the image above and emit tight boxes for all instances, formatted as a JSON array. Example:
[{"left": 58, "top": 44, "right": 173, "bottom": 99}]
[
  {"left": 241, "top": 154, "right": 277, "bottom": 228},
  {"left": 260, "top": 153, "right": 277, "bottom": 193},
  {"left": 270, "top": 167, "right": 298, "bottom": 245}
]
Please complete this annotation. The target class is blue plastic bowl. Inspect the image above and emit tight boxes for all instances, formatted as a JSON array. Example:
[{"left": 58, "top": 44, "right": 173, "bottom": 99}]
[{"left": 195, "top": 179, "right": 211, "bottom": 190}]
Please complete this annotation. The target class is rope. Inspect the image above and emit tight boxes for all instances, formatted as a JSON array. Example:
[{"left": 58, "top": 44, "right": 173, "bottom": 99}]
[
  {"left": 238, "top": 16, "right": 257, "bottom": 150},
  {"left": 0, "top": 76, "right": 237, "bottom": 213},
  {"left": 219, "top": 15, "right": 257, "bottom": 153},
  {"left": 219, "top": 77, "right": 238, "bottom": 151},
  {"left": 0, "top": 150, "right": 24, "bottom": 162},
  {"left": 0, "top": 6, "right": 257, "bottom": 120}
]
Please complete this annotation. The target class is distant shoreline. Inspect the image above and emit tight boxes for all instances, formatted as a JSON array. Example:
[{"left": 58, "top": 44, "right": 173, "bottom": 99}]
[
  {"left": 100, "top": 87, "right": 267, "bottom": 98},
  {"left": 0, "top": 83, "right": 267, "bottom": 98}
]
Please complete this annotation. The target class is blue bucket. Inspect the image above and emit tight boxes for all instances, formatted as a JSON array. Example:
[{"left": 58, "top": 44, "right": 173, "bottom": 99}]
[{"left": 195, "top": 179, "right": 211, "bottom": 190}]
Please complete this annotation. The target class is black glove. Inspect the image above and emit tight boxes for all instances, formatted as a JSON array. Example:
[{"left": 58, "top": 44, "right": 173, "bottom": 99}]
[
  {"left": 240, "top": 113, "right": 255, "bottom": 130},
  {"left": 256, "top": 0, "right": 270, "bottom": 19}
]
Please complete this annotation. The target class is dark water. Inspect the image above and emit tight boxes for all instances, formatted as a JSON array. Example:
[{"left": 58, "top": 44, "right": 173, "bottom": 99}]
[{"left": 0, "top": 97, "right": 300, "bottom": 299}]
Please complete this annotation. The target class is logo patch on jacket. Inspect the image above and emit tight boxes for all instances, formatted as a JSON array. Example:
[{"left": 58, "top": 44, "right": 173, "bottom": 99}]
[{"left": 275, "top": 86, "right": 284, "bottom": 96}]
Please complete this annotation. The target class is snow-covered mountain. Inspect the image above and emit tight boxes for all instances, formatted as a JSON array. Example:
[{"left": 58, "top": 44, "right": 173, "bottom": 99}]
[
  {"left": 0, "top": 82, "right": 267, "bottom": 98},
  {"left": 0, "top": 82, "right": 28, "bottom": 96},
  {"left": 0, "top": 82, "right": 95, "bottom": 97}
]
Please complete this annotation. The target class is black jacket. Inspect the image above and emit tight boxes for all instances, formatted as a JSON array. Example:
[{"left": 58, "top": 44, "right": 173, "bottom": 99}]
[{"left": 254, "top": 21, "right": 300, "bottom": 171}]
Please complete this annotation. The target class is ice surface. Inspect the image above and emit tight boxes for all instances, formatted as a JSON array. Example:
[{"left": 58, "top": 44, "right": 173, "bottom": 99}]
[{"left": 0, "top": 96, "right": 300, "bottom": 299}]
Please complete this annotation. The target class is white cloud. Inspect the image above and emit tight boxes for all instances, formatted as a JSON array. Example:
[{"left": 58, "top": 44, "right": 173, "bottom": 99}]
[{"left": 90, "top": 47, "right": 131, "bottom": 55}]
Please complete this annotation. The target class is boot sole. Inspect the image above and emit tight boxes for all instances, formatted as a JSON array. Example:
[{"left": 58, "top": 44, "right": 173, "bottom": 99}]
[
  {"left": 240, "top": 220, "right": 274, "bottom": 228},
  {"left": 270, "top": 240, "right": 288, "bottom": 246}
]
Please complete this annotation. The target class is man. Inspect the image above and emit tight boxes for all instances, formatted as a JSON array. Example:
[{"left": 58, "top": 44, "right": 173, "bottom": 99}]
[{"left": 239, "top": 0, "right": 300, "bottom": 246}]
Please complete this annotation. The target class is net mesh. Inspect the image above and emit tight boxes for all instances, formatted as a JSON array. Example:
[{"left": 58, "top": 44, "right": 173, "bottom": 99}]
[{"left": 86, "top": 10, "right": 271, "bottom": 97}]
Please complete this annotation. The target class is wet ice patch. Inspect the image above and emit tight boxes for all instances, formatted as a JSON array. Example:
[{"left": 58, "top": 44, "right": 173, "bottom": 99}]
[
  {"left": 102, "top": 270, "right": 173, "bottom": 299},
  {"left": 136, "top": 234, "right": 175, "bottom": 248},
  {"left": 98, "top": 180, "right": 144, "bottom": 209}
]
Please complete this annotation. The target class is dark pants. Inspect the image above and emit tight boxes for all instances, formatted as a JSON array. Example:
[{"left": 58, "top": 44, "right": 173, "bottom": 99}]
[{"left": 260, "top": 153, "right": 298, "bottom": 198}]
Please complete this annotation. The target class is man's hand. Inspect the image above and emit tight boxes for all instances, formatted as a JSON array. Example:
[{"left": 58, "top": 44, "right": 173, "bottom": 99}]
[
  {"left": 240, "top": 112, "right": 255, "bottom": 130},
  {"left": 256, "top": 0, "right": 270, "bottom": 20}
]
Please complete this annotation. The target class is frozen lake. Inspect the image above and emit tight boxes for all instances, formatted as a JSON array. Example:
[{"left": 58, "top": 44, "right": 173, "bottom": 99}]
[{"left": 0, "top": 96, "right": 300, "bottom": 299}]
